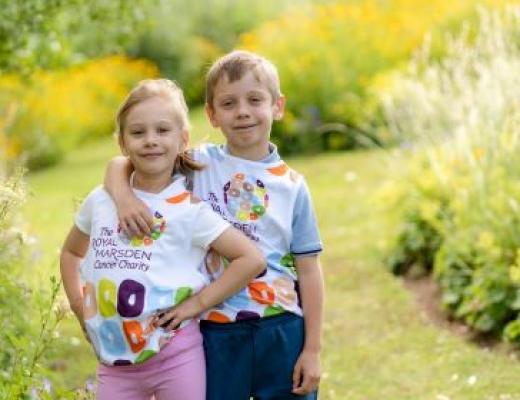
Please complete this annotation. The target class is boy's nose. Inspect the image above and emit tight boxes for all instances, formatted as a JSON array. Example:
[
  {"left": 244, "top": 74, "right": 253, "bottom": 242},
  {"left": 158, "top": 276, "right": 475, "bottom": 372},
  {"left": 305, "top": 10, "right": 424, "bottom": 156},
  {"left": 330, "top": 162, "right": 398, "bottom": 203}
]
[{"left": 237, "top": 102, "right": 250, "bottom": 118}]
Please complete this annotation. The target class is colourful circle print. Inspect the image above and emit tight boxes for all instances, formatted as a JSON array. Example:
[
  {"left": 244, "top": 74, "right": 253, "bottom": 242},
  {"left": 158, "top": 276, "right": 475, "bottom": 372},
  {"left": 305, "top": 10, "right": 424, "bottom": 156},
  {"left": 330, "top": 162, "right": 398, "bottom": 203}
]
[
  {"left": 118, "top": 211, "right": 166, "bottom": 247},
  {"left": 223, "top": 173, "right": 268, "bottom": 222}
]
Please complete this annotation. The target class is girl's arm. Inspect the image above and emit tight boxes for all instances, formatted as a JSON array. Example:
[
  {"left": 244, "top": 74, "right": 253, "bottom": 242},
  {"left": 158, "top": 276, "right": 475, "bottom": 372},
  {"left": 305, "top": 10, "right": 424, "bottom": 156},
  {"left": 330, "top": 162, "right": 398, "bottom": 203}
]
[
  {"left": 155, "top": 227, "right": 265, "bottom": 329},
  {"left": 292, "top": 255, "right": 324, "bottom": 395},
  {"left": 104, "top": 156, "right": 153, "bottom": 237},
  {"left": 60, "top": 226, "right": 90, "bottom": 330}
]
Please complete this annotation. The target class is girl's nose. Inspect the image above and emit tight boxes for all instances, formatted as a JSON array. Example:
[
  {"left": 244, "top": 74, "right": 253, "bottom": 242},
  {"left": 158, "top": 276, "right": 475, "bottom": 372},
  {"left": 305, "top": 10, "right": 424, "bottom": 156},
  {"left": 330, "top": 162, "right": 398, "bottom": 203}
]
[{"left": 144, "top": 131, "right": 158, "bottom": 145}]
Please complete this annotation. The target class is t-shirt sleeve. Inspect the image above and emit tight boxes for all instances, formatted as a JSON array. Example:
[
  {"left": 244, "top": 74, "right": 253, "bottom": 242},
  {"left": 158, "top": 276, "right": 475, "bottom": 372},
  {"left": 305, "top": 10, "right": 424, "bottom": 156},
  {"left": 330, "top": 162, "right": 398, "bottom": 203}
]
[
  {"left": 74, "top": 188, "right": 99, "bottom": 235},
  {"left": 191, "top": 202, "right": 230, "bottom": 249},
  {"left": 291, "top": 178, "right": 323, "bottom": 257}
]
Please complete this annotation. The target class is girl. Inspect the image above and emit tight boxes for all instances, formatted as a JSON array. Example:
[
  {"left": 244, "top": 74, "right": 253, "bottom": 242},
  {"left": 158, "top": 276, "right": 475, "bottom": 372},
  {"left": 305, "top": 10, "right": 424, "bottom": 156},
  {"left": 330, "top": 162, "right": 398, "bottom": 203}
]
[{"left": 60, "top": 79, "right": 265, "bottom": 400}]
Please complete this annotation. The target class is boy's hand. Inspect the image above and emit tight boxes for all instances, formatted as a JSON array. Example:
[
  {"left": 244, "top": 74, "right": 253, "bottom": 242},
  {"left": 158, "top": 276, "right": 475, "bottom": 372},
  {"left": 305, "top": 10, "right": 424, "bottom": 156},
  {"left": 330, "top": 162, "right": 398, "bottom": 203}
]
[
  {"left": 153, "top": 295, "right": 205, "bottom": 331},
  {"left": 117, "top": 196, "right": 153, "bottom": 238},
  {"left": 292, "top": 348, "right": 321, "bottom": 395}
]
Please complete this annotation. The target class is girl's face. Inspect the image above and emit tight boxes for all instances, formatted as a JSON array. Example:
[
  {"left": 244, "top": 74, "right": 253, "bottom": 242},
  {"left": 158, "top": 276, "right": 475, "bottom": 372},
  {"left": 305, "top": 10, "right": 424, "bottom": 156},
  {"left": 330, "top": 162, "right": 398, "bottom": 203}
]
[{"left": 119, "top": 96, "right": 188, "bottom": 186}]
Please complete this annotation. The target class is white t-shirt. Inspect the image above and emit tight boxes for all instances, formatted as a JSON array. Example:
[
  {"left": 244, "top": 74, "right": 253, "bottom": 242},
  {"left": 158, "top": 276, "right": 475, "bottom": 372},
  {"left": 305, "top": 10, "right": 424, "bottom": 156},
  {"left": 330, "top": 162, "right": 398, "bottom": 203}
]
[
  {"left": 192, "top": 144, "right": 322, "bottom": 323},
  {"left": 75, "top": 176, "right": 229, "bottom": 365}
]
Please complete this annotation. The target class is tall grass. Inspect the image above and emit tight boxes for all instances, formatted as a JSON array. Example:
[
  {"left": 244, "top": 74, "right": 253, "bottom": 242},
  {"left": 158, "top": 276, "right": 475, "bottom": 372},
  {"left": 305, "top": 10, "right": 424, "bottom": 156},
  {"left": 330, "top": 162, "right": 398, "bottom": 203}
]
[{"left": 381, "top": 4, "right": 520, "bottom": 171}]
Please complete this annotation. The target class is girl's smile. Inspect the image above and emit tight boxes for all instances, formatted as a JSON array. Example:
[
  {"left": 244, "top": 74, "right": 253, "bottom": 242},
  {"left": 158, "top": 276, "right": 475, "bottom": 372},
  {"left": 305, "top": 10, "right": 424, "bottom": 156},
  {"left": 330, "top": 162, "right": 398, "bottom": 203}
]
[{"left": 119, "top": 96, "right": 188, "bottom": 193}]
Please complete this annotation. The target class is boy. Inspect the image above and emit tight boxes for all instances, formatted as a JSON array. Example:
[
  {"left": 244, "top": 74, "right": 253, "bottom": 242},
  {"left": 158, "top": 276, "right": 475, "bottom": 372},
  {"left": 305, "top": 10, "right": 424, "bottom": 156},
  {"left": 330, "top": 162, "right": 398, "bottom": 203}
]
[{"left": 105, "top": 50, "right": 324, "bottom": 399}]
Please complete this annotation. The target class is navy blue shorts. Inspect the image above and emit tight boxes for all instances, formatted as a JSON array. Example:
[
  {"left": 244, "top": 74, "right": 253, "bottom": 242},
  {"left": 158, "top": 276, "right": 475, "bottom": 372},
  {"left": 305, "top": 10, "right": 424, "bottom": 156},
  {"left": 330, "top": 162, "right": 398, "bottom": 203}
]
[{"left": 201, "top": 312, "right": 318, "bottom": 400}]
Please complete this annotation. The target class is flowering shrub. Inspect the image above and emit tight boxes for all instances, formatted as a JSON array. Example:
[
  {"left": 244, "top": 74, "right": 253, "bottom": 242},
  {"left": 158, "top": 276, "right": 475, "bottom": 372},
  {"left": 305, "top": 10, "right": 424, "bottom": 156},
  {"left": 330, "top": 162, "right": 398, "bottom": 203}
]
[
  {"left": 380, "top": 5, "right": 520, "bottom": 339},
  {"left": 0, "top": 55, "right": 158, "bottom": 169},
  {"left": 239, "top": 0, "right": 508, "bottom": 154}
]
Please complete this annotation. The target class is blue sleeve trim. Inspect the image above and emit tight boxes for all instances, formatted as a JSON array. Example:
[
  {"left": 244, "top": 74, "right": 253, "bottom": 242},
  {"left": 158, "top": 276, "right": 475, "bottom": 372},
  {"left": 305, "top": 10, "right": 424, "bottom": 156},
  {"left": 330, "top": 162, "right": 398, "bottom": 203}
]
[{"left": 292, "top": 248, "right": 323, "bottom": 256}]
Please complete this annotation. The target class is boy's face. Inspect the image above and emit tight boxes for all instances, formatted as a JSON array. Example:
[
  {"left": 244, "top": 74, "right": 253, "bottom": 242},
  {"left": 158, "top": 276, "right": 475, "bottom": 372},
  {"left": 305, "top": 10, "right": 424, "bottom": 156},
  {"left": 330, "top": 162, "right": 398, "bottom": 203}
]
[{"left": 206, "top": 70, "right": 285, "bottom": 160}]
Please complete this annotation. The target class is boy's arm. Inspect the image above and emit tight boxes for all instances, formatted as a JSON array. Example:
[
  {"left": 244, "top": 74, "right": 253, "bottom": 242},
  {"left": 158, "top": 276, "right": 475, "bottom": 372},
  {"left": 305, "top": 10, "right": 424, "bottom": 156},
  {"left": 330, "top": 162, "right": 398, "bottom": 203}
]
[
  {"left": 155, "top": 227, "right": 265, "bottom": 329},
  {"left": 60, "top": 226, "right": 90, "bottom": 332},
  {"left": 104, "top": 156, "right": 153, "bottom": 237},
  {"left": 292, "top": 254, "right": 324, "bottom": 395}
]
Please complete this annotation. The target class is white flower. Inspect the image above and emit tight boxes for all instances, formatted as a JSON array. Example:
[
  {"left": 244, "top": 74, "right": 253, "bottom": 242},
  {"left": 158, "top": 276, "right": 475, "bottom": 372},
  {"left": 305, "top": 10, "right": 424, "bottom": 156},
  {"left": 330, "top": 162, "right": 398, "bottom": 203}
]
[{"left": 344, "top": 171, "right": 358, "bottom": 182}]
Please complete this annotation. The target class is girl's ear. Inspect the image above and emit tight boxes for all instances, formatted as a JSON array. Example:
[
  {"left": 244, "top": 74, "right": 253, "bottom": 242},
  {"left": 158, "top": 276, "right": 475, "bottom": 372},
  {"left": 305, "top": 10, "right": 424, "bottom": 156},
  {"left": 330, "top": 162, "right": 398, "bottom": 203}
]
[
  {"left": 205, "top": 103, "right": 219, "bottom": 128},
  {"left": 273, "top": 95, "right": 286, "bottom": 121},
  {"left": 181, "top": 129, "right": 189, "bottom": 152}
]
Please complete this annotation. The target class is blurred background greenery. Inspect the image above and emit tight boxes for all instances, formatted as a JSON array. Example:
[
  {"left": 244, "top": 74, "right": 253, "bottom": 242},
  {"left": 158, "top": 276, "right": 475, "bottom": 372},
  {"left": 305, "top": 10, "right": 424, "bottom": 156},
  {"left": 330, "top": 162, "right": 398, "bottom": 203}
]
[
  {"left": 2, "top": 1, "right": 520, "bottom": 399},
  {"left": 0, "top": 0, "right": 511, "bottom": 170}
]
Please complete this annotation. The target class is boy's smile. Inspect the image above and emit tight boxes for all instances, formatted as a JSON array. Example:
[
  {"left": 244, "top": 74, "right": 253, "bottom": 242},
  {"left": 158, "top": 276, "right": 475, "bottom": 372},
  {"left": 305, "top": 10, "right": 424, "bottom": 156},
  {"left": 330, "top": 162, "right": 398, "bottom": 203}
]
[{"left": 207, "top": 71, "right": 285, "bottom": 161}]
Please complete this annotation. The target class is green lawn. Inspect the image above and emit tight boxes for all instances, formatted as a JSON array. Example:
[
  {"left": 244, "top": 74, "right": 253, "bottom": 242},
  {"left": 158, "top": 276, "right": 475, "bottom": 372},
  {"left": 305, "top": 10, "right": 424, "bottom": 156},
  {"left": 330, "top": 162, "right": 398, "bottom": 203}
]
[{"left": 23, "top": 108, "right": 520, "bottom": 399}]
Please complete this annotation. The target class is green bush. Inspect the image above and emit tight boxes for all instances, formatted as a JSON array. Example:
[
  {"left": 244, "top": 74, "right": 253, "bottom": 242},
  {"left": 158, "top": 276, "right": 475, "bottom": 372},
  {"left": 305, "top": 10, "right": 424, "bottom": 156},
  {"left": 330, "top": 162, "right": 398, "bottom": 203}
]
[
  {"left": 128, "top": 0, "right": 321, "bottom": 104},
  {"left": 381, "top": 5, "right": 520, "bottom": 338},
  {"left": 0, "top": 0, "right": 148, "bottom": 74},
  {"left": 387, "top": 210, "right": 442, "bottom": 277}
]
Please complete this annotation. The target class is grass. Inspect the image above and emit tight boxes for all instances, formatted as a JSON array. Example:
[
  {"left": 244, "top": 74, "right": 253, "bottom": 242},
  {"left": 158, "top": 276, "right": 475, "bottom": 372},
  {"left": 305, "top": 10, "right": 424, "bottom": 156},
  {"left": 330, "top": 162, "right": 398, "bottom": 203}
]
[{"left": 22, "top": 107, "right": 520, "bottom": 399}]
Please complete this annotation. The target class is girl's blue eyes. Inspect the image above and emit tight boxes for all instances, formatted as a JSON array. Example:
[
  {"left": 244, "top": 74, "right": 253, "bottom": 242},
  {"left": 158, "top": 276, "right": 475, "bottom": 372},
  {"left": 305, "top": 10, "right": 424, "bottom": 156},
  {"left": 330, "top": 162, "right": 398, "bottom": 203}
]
[{"left": 130, "top": 128, "right": 170, "bottom": 135}]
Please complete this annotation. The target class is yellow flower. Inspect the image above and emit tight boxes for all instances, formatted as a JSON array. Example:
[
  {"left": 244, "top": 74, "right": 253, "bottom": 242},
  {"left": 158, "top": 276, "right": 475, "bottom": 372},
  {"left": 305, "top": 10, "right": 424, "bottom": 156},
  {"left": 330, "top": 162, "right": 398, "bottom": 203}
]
[
  {"left": 473, "top": 147, "right": 484, "bottom": 161},
  {"left": 477, "top": 231, "right": 495, "bottom": 250}
]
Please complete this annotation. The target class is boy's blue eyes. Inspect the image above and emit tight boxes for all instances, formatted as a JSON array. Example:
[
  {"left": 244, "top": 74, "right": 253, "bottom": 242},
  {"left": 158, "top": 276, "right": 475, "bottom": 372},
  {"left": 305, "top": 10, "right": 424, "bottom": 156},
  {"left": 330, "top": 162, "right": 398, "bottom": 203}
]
[{"left": 220, "top": 97, "right": 263, "bottom": 107}]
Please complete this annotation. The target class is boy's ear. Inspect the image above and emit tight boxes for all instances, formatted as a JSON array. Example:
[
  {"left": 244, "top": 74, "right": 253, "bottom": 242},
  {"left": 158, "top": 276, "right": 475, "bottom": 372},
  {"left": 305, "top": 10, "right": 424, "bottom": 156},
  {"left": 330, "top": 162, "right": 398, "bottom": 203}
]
[
  {"left": 205, "top": 103, "right": 219, "bottom": 128},
  {"left": 118, "top": 134, "right": 128, "bottom": 156},
  {"left": 273, "top": 95, "right": 286, "bottom": 121}
]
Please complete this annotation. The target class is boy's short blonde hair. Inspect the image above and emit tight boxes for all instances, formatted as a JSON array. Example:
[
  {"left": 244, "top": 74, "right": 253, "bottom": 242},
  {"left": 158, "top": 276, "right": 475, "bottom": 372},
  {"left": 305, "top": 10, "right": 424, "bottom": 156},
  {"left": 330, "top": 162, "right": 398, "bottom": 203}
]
[{"left": 205, "top": 50, "right": 281, "bottom": 108}]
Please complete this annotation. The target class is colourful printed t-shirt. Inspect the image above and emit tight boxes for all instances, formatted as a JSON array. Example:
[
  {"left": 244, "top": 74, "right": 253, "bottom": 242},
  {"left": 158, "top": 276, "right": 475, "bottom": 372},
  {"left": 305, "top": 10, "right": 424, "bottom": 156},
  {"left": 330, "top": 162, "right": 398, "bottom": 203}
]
[
  {"left": 75, "top": 177, "right": 229, "bottom": 365},
  {"left": 192, "top": 144, "right": 322, "bottom": 323}
]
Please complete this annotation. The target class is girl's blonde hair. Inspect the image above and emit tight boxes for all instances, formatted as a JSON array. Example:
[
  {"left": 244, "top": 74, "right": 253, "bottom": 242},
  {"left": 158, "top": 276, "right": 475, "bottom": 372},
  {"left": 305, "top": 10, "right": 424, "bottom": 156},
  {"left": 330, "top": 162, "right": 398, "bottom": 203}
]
[{"left": 115, "top": 79, "right": 204, "bottom": 175}]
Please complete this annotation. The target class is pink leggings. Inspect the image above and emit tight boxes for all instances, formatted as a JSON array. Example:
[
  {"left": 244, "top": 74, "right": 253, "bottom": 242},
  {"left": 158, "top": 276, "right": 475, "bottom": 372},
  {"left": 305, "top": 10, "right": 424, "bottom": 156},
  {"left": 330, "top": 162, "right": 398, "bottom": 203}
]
[{"left": 96, "top": 322, "right": 205, "bottom": 400}]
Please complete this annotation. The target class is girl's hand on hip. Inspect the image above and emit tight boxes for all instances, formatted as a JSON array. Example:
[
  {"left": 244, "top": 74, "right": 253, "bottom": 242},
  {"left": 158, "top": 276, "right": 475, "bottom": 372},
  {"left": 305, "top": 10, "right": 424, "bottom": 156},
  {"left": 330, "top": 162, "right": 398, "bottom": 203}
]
[{"left": 153, "top": 295, "right": 204, "bottom": 331}]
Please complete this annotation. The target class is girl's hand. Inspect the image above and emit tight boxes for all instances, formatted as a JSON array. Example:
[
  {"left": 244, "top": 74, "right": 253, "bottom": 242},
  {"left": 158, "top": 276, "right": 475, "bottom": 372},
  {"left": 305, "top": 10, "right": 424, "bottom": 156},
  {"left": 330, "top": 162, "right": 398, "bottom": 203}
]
[
  {"left": 79, "top": 319, "right": 91, "bottom": 343},
  {"left": 117, "top": 196, "right": 153, "bottom": 238},
  {"left": 72, "top": 306, "right": 91, "bottom": 343},
  {"left": 153, "top": 295, "right": 205, "bottom": 331}
]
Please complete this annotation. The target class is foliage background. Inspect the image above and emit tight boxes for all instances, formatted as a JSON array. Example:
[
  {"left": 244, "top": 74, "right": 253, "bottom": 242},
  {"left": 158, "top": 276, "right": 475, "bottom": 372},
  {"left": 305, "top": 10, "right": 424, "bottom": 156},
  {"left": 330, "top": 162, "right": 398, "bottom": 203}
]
[{"left": 2, "top": 1, "right": 520, "bottom": 398}]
